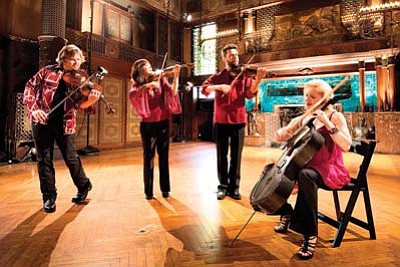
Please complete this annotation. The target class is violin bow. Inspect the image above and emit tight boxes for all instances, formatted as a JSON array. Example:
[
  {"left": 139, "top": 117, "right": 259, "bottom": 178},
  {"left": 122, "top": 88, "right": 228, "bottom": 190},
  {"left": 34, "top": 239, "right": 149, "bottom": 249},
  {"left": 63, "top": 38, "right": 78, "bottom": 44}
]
[{"left": 160, "top": 52, "right": 168, "bottom": 70}]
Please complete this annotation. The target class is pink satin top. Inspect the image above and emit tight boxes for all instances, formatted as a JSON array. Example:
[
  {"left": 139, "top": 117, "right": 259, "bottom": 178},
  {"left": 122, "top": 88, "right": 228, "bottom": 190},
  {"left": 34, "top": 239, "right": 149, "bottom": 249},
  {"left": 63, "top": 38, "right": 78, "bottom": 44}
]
[{"left": 306, "top": 125, "right": 350, "bottom": 189}]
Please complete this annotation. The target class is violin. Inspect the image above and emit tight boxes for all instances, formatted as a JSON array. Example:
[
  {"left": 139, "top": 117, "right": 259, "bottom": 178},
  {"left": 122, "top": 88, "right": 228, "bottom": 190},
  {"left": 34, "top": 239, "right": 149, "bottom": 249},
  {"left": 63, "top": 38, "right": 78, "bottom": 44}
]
[
  {"left": 229, "top": 65, "right": 276, "bottom": 79},
  {"left": 48, "top": 66, "right": 115, "bottom": 115},
  {"left": 145, "top": 63, "right": 194, "bottom": 84}
]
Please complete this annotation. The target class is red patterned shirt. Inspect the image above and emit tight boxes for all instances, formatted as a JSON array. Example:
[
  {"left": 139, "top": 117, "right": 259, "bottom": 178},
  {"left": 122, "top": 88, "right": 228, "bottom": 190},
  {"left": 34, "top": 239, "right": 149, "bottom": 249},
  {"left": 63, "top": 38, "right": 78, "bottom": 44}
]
[{"left": 23, "top": 64, "right": 87, "bottom": 135}]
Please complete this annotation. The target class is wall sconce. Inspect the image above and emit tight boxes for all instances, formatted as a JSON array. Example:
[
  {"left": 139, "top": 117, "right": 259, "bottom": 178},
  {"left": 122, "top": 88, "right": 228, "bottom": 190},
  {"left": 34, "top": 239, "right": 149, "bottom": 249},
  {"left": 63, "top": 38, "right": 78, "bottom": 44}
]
[{"left": 183, "top": 12, "right": 192, "bottom": 22}]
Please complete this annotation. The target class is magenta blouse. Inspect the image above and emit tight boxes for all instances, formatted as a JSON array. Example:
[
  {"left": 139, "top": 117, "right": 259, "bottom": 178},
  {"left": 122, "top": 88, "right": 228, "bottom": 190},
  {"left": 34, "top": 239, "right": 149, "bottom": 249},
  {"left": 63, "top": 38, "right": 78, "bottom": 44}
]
[
  {"left": 129, "top": 77, "right": 181, "bottom": 122},
  {"left": 306, "top": 126, "right": 350, "bottom": 189}
]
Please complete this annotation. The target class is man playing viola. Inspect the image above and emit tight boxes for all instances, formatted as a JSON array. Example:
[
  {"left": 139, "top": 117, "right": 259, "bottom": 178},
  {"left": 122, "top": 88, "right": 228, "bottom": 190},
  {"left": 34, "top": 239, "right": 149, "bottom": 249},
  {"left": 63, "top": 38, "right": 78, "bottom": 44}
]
[
  {"left": 202, "top": 43, "right": 267, "bottom": 200},
  {"left": 24, "top": 44, "right": 101, "bottom": 213}
]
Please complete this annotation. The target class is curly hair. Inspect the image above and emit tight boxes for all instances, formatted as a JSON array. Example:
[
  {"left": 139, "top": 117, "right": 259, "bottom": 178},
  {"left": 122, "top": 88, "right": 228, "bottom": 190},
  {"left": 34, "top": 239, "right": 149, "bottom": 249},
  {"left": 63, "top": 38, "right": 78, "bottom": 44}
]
[{"left": 55, "top": 44, "right": 85, "bottom": 65}]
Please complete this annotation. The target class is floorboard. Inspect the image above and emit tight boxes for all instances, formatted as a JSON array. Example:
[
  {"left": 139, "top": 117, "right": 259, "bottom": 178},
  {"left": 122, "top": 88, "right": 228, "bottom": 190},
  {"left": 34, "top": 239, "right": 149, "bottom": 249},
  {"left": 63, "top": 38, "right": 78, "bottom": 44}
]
[{"left": 0, "top": 141, "right": 399, "bottom": 266}]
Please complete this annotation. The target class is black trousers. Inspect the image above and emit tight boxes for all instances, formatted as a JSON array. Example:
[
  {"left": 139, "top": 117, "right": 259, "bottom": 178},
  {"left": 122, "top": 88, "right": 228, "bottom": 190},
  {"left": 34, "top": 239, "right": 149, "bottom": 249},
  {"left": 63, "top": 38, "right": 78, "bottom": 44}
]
[
  {"left": 214, "top": 123, "right": 245, "bottom": 192},
  {"left": 140, "top": 119, "right": 170, "bottom": 196},
  {"left": 32, "top": 121, "right": 90, "bottom": 201},
  {"left": 278, "top": 168, "right": 328, "bottom": 237}
]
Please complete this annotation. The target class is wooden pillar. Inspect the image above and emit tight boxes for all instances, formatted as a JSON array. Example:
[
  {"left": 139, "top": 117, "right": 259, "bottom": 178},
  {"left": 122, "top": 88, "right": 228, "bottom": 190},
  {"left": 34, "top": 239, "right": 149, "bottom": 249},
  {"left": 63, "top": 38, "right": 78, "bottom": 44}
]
[
  {"left": 376, "top": 56, "right": 388, "bottom": 112},
  {"left": 388, "top": 56, "right": 396, "bottom": 111},
  {"left": 358, "top": 60, "right": 366, "bottom": 112}
]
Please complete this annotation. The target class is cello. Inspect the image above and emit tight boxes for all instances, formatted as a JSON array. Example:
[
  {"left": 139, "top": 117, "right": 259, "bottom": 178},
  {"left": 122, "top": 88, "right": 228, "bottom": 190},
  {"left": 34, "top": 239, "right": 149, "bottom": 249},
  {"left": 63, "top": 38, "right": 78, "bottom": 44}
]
[{"left": 250, "top": 76, "right": 351, "bottom": 214}]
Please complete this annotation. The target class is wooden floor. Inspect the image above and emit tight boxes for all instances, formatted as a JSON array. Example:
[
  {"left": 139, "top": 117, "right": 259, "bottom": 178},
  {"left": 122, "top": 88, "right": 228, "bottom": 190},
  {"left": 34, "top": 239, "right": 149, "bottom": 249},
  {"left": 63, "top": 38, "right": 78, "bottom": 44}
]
[{"left": 0, "top": 141, "right": 400, "bottom": 267}]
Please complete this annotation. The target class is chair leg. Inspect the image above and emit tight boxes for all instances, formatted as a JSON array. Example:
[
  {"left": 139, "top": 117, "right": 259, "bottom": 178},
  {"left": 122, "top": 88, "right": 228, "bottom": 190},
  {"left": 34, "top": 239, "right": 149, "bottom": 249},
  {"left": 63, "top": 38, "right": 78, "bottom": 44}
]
[
  {"left": 362, "top": 184, "right": 376, "bottom": 240},
  {"left": 332, "top": 188, "right": 361, "bottom": 247},
  {"left": 333, "top": 190, "right": 341, "bottom": 220}
]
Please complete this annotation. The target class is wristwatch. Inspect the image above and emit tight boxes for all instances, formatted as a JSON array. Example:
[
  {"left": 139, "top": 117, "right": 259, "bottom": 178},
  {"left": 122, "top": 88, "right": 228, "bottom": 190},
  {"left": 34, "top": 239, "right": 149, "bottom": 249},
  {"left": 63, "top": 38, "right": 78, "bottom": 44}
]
[{"left": 329, "top": 126, "right": 340, "bottom": 135}]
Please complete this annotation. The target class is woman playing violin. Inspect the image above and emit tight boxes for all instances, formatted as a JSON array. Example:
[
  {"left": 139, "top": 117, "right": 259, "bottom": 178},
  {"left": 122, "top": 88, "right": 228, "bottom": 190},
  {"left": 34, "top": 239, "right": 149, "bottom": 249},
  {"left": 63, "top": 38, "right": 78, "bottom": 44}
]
[
  {"left": 128, "top": 59, "right": 181, "bottom": 200},
  {"left": 23, "top": 44, "right": 99, "bottom": 213},
  {"left": 272, "top": 79, "right": 352, "bottom": 260}
]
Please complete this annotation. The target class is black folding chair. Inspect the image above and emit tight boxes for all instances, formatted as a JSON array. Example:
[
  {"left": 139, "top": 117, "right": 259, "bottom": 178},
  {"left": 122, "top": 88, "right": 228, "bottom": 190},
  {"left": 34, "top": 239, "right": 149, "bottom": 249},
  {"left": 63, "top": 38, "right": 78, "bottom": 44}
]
[{"left": 318, "top": 140, "right": 377, "bottom": 247}]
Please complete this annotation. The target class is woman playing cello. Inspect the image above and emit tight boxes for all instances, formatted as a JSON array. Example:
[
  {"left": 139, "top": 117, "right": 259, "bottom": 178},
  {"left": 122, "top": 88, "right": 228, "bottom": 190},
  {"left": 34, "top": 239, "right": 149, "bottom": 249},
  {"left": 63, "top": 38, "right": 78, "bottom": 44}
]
[{"left": 272, "top": 79, "right": 352, "bottom": 260}]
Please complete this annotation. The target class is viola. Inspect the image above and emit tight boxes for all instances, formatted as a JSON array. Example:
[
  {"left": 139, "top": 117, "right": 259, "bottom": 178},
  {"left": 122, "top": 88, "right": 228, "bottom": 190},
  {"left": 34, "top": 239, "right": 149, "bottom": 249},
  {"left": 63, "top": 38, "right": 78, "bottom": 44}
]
[
  {"left": 63, "top": 69, "right": 101, "bottom": 97},
  {"left": 48, "top": 66, "right": 115, "bottom": 115},
  {"left": 65, "top": 67, "right": 115, "bottom": 114}
]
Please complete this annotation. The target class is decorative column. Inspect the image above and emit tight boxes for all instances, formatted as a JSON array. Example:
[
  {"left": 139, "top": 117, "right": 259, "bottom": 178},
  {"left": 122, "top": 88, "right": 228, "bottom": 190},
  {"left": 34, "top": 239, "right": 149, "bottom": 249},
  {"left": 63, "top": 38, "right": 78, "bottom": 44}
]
[
  {"left": 387, "top": 55, "right": 396, "bottom": 111},
  {"left": 39, "top": 0, "right": 67, "bottom": 68},
  {"left": 375, "top": 56, "right": 388, "bottom": 112},
  {"left": 358, "top": 60, "right": 366, "bottom": 112}
]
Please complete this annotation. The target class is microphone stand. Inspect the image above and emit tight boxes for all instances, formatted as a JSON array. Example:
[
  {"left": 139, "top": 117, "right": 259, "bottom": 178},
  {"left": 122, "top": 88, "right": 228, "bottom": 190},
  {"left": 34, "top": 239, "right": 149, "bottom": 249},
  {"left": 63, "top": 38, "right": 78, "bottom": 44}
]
[{"left": 77, "top": 0, "right": 98, "bottom": 156}]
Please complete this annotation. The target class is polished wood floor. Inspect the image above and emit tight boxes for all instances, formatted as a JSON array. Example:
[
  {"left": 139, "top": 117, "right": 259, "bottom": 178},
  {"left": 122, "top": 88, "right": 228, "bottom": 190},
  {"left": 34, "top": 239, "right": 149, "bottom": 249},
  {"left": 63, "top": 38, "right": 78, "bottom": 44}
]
[{"left": 0, "top": 141, "right": 400, "bottom": 267}]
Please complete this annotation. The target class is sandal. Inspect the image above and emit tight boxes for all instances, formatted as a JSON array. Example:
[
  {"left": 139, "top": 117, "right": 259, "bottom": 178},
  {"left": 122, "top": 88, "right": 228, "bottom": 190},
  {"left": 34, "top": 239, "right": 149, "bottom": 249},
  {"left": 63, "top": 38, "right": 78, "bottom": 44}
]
[
  {"left": 298, "top": 235, "right": 317, "bottom": 260},
  {"left": 274, "top": 214, "right": 291, "bottom": 233}
]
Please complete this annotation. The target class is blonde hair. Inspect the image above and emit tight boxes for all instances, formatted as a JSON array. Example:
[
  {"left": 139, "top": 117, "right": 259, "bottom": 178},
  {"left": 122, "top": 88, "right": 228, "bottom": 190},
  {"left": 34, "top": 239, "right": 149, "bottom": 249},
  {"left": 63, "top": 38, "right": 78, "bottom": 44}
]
[
  {"left": 304, "top": 79, "right": 333, "bottom": 99},
  {"left": 56, "top": 44, "right": 85, "bottom": 64}
]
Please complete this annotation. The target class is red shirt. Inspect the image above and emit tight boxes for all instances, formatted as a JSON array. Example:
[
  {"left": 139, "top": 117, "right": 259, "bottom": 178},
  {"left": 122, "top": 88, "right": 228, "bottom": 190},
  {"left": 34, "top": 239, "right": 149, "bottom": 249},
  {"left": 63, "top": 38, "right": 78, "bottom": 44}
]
[
  {"left": 23, "top": 64, "right": 88, "bottom": 135},
  {"left": 202, "top": 69, "right": 255, "bottom": 124},
  {"left": 129, "top": 77, "right": 181, "bottom": 122}
]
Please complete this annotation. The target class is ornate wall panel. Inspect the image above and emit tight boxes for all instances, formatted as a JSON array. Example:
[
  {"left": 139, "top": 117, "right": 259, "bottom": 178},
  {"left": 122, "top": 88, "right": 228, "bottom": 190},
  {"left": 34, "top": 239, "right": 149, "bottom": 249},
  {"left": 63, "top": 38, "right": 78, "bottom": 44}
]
[
  {"left": 75, "top": 110, "right": 99, "bottom": 148},
  {"left": 374, "top": 112, "right": 400, "bottom": 153},
  {"left": 98, "top": 76, "right": 124, "bottom": 145},
  {"left": 125, "top": 79, "right": 141, "bottom": 143}
]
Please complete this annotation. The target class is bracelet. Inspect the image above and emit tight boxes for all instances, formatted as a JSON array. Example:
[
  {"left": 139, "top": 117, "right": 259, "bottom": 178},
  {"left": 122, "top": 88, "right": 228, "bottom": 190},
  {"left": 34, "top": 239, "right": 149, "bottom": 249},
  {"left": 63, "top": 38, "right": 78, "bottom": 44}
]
[{"left": 329, "top": 126, "right": 340, "bottom": 135}]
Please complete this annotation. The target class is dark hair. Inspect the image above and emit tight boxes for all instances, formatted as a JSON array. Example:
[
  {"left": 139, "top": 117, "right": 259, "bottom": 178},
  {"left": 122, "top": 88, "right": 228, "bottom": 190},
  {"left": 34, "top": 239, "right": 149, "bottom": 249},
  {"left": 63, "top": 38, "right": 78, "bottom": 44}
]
[
  {"left": 221, "top": 43, "right": 238, "bottom": 58},
  {"left": 131, "top": 59, "right": 150, "bottom": 85}
]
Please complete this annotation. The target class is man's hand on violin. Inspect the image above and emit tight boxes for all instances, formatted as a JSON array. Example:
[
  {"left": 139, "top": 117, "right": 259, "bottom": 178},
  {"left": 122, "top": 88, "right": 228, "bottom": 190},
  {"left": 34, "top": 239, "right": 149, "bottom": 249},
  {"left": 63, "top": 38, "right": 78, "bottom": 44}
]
[
  {"left": 88, "top": 89, "right": 101, "bottom": 101},
  {"left": 219, "top": 84, "right": 231, "bottom": 94},
  {"left": 80, "top": 89, "right": 102, "bottom": 109},
  {"left": 32, "top": 109, "right": 48, "bottom": 124},
  {"left": 256, "top": 68, "right": 268, "bottom": 80}
]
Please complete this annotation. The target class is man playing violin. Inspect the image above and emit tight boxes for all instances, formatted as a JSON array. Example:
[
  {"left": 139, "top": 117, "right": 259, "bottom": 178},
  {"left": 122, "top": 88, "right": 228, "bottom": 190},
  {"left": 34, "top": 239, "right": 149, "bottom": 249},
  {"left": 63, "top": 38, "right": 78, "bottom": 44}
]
[
  {"left": 202, "top": 43, "right": 267, "bottom": 200},
  {"left": 128, "top": 59, "right": 181, "bottom": 200},
  {"left": 24, "top": 44, "right": 101, "bottom": 213},
  {"left": 272, "top": 79, "right": 352, "bottom": 260}
]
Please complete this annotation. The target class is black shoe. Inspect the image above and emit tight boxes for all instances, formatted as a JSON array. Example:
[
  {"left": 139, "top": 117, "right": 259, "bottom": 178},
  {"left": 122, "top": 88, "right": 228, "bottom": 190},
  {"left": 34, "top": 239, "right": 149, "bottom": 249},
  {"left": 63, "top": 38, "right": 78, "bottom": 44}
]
[
  {"left": 162, "top": 192, "right": 170, "bottom": 198},
  {"left": 217, "top": 189, "right": 227, "bottom": 200},
  {"left": 228, "top": 189, "right": 242, "bottom": 200},
  {"left": 72, "top": 180, "right": 92, "bottom": 203},
  {"left": 43, "top": 198, "right": 56, "bottom": 213},
  {"left": 146, "top": 194, "right": 154, "bottom": 200}
]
